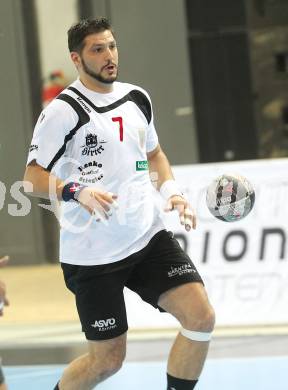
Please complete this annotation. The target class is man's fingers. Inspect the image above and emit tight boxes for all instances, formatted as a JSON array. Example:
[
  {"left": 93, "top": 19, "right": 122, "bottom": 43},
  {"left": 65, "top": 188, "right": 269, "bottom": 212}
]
[
  {"left": 78, "top": 187, "right": 118, "bottom": 221},
  {"left": 101, "top": 191, "right": 117, "bottom": 204},
  {"left": 175, "top": 204, "right": 185, "bottom": 224},
  {"left": 107, "top": 192, "right": 118, "bottom": 200},
  {"left": 184, "top": 208, "right": 196, "bottom": 231},
  {"left": 97, "top": 199, "right": 111, "bottom": 213},
  {"left": 164, "top": 198, "right": 196, "bottom": 231},
  {"left": 91, "top": 192, "right": 118, "bottom": 215},
  {"left": 92, "top": 208, "right": 107, "bottom": 222},
  {"left": 89, "top": 197, "right": 113, "bottom": 218},
  {"left": 107, "top": 192, "right": 119, "bottom": 209}
]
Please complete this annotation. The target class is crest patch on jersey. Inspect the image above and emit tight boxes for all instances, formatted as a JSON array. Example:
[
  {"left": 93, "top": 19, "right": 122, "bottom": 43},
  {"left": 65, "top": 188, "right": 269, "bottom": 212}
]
[{"left": 81, "top": 133, "right": 107, "bottom": 156}]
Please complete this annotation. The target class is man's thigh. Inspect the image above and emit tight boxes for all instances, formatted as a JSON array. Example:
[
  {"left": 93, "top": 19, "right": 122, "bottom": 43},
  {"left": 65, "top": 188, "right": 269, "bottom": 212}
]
[
  {"left": 61, "top": 263, "right": 129, "bottom": 341},
  {"left": 158, "top": 281, "right": 212, "bottom": 323}
]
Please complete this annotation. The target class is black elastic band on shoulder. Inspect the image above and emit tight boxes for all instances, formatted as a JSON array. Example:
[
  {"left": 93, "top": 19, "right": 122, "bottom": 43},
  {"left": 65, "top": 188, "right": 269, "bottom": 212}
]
[
  {"left": 68, "top": 86, "right": 152, "bottom": 124},
  {"left": 56, "top": 93, "right": 90, "bottom": 123},
  {"left": 46, "top": 94, "right": 90, "bottom": 171}
]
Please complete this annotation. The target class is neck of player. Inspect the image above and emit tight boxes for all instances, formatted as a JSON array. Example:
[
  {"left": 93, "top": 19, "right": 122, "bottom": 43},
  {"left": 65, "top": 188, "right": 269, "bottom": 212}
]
[{"left": 79, "top": 74, "right": 114, "bottom": 94}]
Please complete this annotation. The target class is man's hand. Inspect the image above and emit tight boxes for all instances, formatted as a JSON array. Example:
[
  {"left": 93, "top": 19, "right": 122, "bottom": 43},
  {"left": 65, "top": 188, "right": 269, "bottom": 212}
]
[
  {"left": 77, "top": 188, "right": 118, "bottom": 221},
  {"left": 0, "top": 255, "right": 9, "bottom": 316},
  {"left": 165, "top": 196, "right": 196, "bottom": 232}
]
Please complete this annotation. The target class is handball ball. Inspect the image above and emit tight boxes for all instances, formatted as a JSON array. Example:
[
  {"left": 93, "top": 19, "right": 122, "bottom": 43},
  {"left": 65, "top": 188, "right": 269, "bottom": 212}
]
[{"left": 206, "top": 174, "right": 255, "bottom": 222}]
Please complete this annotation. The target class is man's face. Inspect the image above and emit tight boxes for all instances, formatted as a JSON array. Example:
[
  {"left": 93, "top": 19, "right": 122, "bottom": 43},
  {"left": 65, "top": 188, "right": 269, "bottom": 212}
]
[{"left": 73, "top": 30, "right": 118, "bottom": 84}]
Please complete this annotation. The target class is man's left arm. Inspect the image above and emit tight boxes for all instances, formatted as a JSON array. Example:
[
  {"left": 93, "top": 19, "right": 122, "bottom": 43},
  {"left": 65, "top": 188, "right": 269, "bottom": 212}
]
[{"left": 147, "top": 144, "right": 196, "bottom": 231}]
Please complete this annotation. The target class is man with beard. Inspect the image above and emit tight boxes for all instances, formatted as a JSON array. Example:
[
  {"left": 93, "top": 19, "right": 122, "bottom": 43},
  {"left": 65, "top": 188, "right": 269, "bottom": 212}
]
[{"left": 24, "top": 18, "right": 215, "bottom": 390}]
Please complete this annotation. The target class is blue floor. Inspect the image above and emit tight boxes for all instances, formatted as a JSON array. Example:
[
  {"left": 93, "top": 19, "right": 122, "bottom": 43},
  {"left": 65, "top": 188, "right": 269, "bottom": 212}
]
[{"left": 4, "top": 356, "right": 288, "bottom": 389}]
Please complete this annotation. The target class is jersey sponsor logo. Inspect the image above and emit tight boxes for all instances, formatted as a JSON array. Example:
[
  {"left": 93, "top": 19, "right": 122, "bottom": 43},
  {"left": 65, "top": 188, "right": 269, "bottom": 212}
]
[
  {"left": 79, "top": 174, "right": 104, "bottom": 184},
  {"left": 79, "top": 171, "right": 104, "bottom": 184},
  {"left": 81, "top": 133, "right": 107, "bottom": 156},
  {"left": 136, "top": 160, "right": 148, "bottom": 171},
  {"left": 76, "top": 96, "right": 91, "bottom": 113},
  {"left": 78, "top": 160, "right": 104, "bottom": 183},
  {"left": 29, "top": 144, "right": 38, "bottom": 152},
  {"left": 91, "top": 318, "right": 117, "bottom": 332},
  {"left": 78, "top": 160, "right": 103, "bottom": 173},
  {"left": 168, "top": 264, "right": 197, "bottom": 278}
]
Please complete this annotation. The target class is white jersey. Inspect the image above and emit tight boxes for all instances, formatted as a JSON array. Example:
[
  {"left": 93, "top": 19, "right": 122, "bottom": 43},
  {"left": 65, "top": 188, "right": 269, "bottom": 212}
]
[{"left": 27, "top": 79, "right": 165, "bottom": 265}]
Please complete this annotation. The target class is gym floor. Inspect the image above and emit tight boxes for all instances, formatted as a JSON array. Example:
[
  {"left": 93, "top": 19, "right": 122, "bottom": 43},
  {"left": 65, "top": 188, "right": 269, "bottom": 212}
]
[
  {"left": 3, "top": 336, "right": 288, "bottom": 389},
  {"left": 1, "top": 265, "right": 288, "bottom": 389}
]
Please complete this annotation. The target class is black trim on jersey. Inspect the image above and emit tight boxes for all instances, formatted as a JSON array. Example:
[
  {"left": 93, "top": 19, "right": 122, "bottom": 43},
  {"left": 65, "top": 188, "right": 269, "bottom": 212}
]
[
  {"left": 46, "top": 93, "right": 90, "bottom": 171},
  {"left": 68, "top": 86, "right": 152, "bottom": 124}
]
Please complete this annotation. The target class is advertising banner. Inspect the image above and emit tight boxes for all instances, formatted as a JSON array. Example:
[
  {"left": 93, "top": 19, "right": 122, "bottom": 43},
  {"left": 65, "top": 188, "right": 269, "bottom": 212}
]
[{"left": 126, "top": 159, "right": 288, "bottom": 329}]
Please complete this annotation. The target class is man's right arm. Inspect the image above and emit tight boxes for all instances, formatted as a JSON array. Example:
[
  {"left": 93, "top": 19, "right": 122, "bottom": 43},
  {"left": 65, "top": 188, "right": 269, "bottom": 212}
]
[
  {"left": 23, "top": 160, "right": 65, "bottom": 200},
  {"left": 23, "top": 161, "right": 117, "bottom": 219}
]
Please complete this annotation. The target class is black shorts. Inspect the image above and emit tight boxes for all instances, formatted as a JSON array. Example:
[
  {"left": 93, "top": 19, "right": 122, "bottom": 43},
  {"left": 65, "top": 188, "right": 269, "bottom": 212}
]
[{"left": 61, "top": 230, "right": 203, "bottom": 341}]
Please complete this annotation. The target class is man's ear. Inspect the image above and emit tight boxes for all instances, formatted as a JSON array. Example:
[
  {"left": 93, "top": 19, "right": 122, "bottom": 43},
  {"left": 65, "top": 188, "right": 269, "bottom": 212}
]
[{"left": 70, "top": 51, "right": 81, "bottom": 68}]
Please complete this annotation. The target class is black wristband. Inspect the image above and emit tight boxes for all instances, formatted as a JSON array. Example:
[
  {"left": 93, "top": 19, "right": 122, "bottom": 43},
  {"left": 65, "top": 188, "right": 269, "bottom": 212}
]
[{"left": 62, "top": 182, "right": 84, "bottom": 202}]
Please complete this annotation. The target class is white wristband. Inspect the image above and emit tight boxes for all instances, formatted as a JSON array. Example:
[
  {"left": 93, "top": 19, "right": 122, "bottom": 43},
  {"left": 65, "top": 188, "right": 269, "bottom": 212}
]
[{"left": 160, "top": 180, "right": 182, "bottom": 201}]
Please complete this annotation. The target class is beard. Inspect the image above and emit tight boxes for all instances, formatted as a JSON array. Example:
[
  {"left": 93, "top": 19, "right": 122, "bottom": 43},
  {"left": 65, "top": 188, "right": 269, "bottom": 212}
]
[{"left": 81, "top": 57, "right": 118, "bottom": 84}]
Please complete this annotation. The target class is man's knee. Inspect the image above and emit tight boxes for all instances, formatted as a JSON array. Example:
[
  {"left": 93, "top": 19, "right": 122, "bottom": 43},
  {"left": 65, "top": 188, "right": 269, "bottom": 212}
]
[
  {"left": 87, "top": 339, "right": 126, "bottom": 381},
  {"left": 178, "top": 303, "right": 215, "bottom": 344},
  {"left": 96, "top": 354, "right": 124, "bottom": 379},
  {"left": 159, "top": 282, "right": 215, "bottom": 334},
  {"left": 92, "top": 348, "right": 125, "bottom": 377},
  {"left": 180, "top": 301, "right": 216, "bottom": 333}
]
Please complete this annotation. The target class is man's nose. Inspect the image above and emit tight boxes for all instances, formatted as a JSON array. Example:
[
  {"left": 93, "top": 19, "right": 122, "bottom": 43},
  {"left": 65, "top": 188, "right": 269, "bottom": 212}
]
[{"left": 105, "top": 47, "right": 113, "bottom": 60}]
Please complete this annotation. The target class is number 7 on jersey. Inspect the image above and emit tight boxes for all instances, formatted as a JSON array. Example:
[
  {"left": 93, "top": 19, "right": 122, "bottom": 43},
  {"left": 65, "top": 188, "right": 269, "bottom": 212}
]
[{"left": 112, "top": 116, "right": 124, "bottom": 142}]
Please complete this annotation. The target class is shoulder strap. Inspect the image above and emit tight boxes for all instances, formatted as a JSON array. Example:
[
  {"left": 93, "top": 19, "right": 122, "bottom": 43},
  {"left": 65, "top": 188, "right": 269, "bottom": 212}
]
[
  {"left": 46, "top": 94, "right": 90, "bottom": 171},
  {"left": 68, "top": 86, "right": 152, "bottom": 124}
]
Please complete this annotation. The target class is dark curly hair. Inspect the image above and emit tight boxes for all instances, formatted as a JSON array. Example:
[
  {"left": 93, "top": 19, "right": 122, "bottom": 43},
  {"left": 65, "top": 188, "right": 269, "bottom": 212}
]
[{"left": 68, "top": 18, "right": 114, "bottom": 53}]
